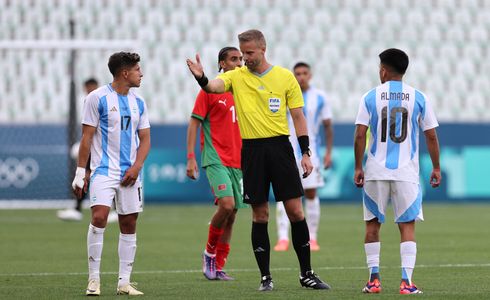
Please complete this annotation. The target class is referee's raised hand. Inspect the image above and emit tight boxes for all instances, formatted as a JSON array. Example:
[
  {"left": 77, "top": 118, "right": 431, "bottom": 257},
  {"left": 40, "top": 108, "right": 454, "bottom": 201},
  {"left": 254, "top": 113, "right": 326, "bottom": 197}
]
[{"left": 186, "top": 54, "right": 204, "bottom": 78}]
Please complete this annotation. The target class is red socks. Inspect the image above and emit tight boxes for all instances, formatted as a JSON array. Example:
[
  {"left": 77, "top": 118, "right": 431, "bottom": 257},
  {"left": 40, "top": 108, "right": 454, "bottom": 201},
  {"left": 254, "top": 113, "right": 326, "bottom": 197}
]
[
  {"left": 216, "top": 242, "right": 230, "bottom": 271},
  {"left": 206, "top": 225, "right": 224, "bottom": 255}
]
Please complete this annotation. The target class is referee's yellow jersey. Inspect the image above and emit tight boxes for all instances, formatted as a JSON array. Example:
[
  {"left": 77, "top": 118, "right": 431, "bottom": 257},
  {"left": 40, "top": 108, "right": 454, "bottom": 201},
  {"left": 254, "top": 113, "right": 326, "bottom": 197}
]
[{"left": 218, "top": 65, "right": 304, "bottom": 139}]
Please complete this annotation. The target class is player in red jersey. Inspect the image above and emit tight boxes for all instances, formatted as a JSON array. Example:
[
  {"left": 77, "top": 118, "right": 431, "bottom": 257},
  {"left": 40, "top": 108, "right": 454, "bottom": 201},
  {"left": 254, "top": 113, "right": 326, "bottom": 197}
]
[{"left": 186, "top": 47, "right": 246, "bottom": 281}]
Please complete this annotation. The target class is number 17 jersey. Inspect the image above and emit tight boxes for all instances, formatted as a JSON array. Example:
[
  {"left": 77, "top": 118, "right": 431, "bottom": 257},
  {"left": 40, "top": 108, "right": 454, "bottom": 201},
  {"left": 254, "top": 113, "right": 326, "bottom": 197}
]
[{"left": 355, "top": 80, "right": 438, "bottom": 183}]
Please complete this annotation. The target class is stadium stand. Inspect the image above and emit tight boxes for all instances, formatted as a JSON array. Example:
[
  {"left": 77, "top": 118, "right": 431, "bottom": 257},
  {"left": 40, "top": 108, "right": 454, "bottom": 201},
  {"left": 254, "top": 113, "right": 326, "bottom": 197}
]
[{"left": 0, "top": 0, "right": 489, "bottom": 123}]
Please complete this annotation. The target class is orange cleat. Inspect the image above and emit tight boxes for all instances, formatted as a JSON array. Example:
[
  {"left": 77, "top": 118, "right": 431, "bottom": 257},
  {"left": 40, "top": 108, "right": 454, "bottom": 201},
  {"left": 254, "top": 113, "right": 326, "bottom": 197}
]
[
  {"left": 309, "top": 240, "right": 320, "bottom": 251},
  {"left": 400, "top": 281, "right": 423, "bottom": 294},
  {"left": 273, "top": 239, "right": 289, "bottom": 251},
  {"left": 362, "top": 278, "right": 382, "bottom": 293}
]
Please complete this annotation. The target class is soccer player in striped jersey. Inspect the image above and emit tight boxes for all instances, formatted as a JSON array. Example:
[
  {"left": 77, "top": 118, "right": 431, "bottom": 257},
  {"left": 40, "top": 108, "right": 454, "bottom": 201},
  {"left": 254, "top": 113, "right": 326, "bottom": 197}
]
[
  {"left": 186, "top": 47, "right": 247, "bottom": 281},
  {"left": 275, "top": 62, "right": 333, "bottom": 252},
  {"left": 72, "top": 52, "right": 150, "bottom": 296},
  {"left": 354, "top": 48, "right": 441, "bottom": 294}
]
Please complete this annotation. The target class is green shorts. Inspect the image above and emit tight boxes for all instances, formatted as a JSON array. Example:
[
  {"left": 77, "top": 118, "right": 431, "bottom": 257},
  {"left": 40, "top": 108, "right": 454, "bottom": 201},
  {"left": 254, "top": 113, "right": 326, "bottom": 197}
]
[{"left": 205, "top": 164, "right": 248, "bottom": 209}]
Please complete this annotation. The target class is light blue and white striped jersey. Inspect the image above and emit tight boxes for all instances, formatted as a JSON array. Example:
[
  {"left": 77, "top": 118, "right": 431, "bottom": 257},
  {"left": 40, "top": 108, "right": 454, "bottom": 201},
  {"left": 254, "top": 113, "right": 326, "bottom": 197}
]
[
  {"left": 289, "top": 87, "right": 332, "bottom": 162},
  {"left": 82, "top": 84, "right": 150, "bottom": 181},
  {"left": 355, "top": 81, "right": 438, "bottom": 183}
]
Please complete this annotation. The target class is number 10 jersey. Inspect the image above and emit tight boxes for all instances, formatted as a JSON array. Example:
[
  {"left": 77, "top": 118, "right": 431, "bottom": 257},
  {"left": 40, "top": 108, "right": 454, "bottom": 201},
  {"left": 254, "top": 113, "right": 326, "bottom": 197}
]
[{"left": 355, "top": 80, "right": 438, "bottom": 183}]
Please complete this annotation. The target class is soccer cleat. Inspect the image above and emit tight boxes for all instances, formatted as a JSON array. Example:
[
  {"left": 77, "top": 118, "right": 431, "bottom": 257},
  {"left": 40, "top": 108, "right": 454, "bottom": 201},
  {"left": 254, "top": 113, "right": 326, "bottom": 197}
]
[
  {"left": 202, "top": 251, "right": 217, "bottom": 280},
  {"left": 107, "top": 211, "right": 119, "bottom": 223},
  {"left": 299, "top": 270, "right": 331, "bottom": 290},
  {"left": 216, "top": 271, "right": 234, "bottom": 281},
  {"left": 273, "top": 239, "right": 289, "bottom": 251},
  {"left": 86, "top": 279, "right": 100, "bottom": 296},
  {"left": 362, "top": 278, "right": 382, "bottom": 293},
  {"left": 258, "top": 275, "right": 274, "bottom": 291},
  {"left": 400, "top": 281, "right": 423, "bottom": 294},
  {"left": 57, "top": 208, "right": 83, "bottom": 221},
  {"left": 310, "top": 240, "right": 320, "bottom": 251},
  {"left": 116, "top": 283, "right": 144, "bottom": 295}
]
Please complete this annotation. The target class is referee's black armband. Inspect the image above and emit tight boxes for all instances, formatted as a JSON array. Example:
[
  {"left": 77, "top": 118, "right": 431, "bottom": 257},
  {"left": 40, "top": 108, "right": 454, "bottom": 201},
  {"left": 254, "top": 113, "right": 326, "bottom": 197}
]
[
  {"left": 298, "top": 135, "right": 310, "bottom": 155},
  {"left": 195, "top": 73, "right": 209, "bottom": 88}
]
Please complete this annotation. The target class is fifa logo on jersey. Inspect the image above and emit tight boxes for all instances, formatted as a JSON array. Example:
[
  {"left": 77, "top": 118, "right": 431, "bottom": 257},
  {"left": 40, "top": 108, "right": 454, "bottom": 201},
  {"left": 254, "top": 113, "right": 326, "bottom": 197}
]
[{"left": 269, "top": 98, "right": 280, "bottom": 113}]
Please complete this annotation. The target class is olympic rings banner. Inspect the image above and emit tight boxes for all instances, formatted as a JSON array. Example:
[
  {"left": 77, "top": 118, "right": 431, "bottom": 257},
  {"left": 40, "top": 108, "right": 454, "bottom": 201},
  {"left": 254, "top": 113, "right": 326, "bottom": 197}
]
[{"left": 0, "top": 126, "right": 70, "bottom": 200}]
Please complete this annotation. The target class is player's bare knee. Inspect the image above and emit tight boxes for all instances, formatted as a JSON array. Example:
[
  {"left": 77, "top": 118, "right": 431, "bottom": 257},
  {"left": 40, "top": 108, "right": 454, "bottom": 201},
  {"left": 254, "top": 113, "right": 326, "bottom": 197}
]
[
  {"left": 119, "top": 218, "right": 137, "bottom": 234},
  {"left": 304, "top": 189, "right": 316, "bottom": 199},
  {"left": 219, "top": 198, "right": 235, "bottom": 215},
  {"left": 225, "top": 210, "right": 237, "bottom": 224},
  {"left": 287, "top": 210, "right": 304, "bottom": 222},
  {"left": 365, "top": 231, "right": 380, "bottom": 243},
  {"left": 252, "top": 208, "right": 269, "bottom": 223},
  {"left": 91, "top": 214, "right": 108, "bottom": 228}
]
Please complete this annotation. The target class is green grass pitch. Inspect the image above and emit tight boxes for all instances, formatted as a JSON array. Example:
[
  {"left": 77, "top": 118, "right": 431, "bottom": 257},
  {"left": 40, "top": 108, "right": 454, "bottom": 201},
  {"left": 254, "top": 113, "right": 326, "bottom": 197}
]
[{"left": 1, "top": 204, "right": 489, "bottom": 299}]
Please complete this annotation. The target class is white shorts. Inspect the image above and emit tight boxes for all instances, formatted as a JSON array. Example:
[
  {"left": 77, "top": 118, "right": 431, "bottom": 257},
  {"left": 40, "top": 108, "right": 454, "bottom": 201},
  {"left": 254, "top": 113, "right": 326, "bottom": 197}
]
[
  {"left": 363, "top": 180, "right": 423, "bottom": 223},
  {"left": 89, "top": 175, "right": 143, "bottom": 215},
  {"left": 297, "top": 155, "right": 324, "bottom": 190}
]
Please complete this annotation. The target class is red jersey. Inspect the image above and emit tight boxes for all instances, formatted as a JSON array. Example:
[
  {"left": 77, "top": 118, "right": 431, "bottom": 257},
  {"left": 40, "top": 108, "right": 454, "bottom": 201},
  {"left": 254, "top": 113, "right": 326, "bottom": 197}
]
[{"left": 191, "top": 90, "right": 242, "bottom": 169}]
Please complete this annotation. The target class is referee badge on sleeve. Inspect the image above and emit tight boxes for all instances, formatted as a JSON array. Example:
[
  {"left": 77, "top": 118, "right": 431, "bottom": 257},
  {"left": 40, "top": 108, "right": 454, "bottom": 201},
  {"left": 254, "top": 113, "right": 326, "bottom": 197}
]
[{"left": 269, "top": 98, "right": 280, "bottom": 113}]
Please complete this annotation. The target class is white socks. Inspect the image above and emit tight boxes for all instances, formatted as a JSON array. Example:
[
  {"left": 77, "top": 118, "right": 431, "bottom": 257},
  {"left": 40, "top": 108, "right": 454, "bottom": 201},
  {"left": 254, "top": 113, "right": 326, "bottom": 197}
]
[
  {"left": 364, "top": 241, "right": 417, "bottom": 283},
  {"left": 87, "top": 224, "right": 105, "bottom": 281},
  {"left": 305, "top": 196, "right": 320, "bottom": 241},
  {"left": 400, "top": 241, "right": 416, "bottom": 284},
  {"left": 118, "top": 233, "right": 137, "bottom": 287},
  {"left": 87, "top": 223, "right": 137, "bottom": 286},
  {"left": 365, "top": 242, "right": 381, "bottom": 279},
  {"left": 276, "top": 202, "right": 290, "bottom": 241}
]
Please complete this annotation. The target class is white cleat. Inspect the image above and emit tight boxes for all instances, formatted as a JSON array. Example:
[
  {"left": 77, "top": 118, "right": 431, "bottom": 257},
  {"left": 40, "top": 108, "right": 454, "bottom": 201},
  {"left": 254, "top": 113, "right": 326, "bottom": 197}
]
[
  {"left": 107, "top": 211, "right": 119, "bottom": 223},
  {"left": 116, "top": 283, "right": 144, "bottom": 296},
  {"left": 57, "top": 208, "right": 83, "bottom": 221},
  {"left": 86, "top": 279, "right": 100, "bottom": 296}
]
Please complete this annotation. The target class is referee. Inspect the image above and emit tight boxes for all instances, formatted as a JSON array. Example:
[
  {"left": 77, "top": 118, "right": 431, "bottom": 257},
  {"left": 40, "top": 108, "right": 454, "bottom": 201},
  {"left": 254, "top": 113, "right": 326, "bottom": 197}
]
[{"left": 187, "top": 29, "right": 330, "bottom": 291}]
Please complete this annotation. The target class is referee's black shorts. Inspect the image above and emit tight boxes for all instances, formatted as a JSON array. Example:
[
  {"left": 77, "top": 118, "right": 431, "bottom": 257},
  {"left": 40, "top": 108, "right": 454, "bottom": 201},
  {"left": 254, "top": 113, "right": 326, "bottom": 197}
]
[{"left": 241, "top": 135, "right": 304, "bottom": 204}]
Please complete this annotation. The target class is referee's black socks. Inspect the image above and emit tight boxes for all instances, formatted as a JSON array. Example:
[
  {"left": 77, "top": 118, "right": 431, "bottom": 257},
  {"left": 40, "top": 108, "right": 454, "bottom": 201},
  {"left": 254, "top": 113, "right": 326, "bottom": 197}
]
[
  {"left": 291, "top": 218, "right": 312, "bottom": 277},
  {"left": 251, "top": 222, "right": 271, "bottom": 277}
]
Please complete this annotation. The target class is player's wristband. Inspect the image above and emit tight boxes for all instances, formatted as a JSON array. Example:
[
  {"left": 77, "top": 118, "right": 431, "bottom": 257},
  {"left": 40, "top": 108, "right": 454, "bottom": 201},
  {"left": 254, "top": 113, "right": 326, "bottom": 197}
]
[
  {"left": 187, "top": 153, "right": 196, "bottom": 160},
  {"left": 75, "top": 167, "right": 86, "bottom": 178},
  {"left": 195, "top": 73, "right": 209, "bottom": 88},
  {"left": 72, "top": 167, "right": 86, "bottom": 190},
  {"left": 298, "top": 135, "right": 310, "bottom": 156}
]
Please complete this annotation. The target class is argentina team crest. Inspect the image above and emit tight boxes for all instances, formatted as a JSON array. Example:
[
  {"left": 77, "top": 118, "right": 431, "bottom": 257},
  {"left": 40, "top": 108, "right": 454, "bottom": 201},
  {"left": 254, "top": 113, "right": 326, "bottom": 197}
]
[{"left": 269, "top": 98, "right": 280, "bottom": 113}]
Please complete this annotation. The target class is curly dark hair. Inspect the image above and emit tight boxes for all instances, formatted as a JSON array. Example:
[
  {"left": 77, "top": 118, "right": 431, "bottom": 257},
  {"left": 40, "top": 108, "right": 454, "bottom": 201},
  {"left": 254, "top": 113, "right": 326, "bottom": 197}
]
[{"left": 107, "top": 52, "right": 140, "bottom": 76}]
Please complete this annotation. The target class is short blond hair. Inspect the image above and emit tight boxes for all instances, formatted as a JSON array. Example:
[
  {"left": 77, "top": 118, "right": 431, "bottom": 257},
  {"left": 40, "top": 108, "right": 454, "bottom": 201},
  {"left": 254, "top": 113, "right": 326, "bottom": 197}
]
[{"left": 238, "top": 29, "right": 266, "bottom": 48}]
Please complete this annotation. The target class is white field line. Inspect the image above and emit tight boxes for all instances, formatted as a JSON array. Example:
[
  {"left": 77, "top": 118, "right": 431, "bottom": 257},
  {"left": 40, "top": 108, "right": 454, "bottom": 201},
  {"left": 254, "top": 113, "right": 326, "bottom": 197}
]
[{"left": 1, "top": 263, "right": 489, "bottom": 277}]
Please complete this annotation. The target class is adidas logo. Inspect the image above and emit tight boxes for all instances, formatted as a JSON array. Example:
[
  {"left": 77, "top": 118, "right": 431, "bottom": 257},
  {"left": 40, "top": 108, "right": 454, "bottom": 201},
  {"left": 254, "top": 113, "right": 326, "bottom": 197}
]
[
  {"left": 110, "top": 106, "right": 118, "bottom": 112},
  {"left": 244, "top": 194, "right": 250, "bottom": 200},
  {"left": 254, "top": 247, "right": 265, "bottom": 253},
  {"left": 302, "top": 278, "right": 317, "bottom": 287},
  {"left": 301, "top": 242, "right": 310, "bottom": 248},
  {"left": 89, "top": 256, "right": 95, "bottom": 262}
]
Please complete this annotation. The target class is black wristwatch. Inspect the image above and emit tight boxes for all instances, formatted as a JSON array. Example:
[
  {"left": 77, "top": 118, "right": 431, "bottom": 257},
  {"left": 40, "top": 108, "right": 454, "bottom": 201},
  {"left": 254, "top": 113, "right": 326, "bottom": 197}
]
[{"left": 302, "top": 149, "right": 312, "bottom": 157}]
